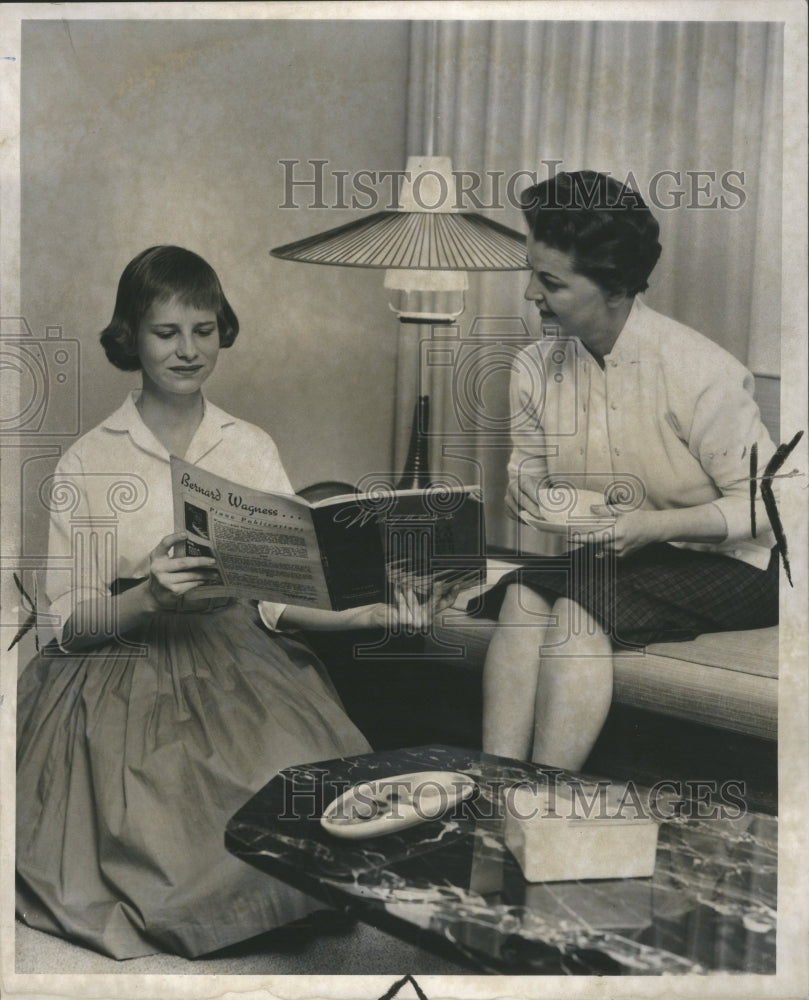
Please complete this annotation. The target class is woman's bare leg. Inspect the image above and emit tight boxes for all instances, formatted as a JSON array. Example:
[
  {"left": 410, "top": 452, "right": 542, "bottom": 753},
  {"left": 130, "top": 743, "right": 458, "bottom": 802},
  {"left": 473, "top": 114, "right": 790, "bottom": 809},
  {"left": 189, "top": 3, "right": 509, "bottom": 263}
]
[
  {"left": 482, "top": 583, "right": 554, "bottom": 759},
  {"left": 531, "top": 597, "right": 614, "bottom": 770}
]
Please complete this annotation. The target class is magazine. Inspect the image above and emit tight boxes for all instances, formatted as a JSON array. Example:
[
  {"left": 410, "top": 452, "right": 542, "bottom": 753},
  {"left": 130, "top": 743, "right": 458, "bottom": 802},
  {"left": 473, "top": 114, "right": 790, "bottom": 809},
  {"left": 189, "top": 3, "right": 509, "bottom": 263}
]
[{"left": 170, "top": 457, "right": 486, "bottom": 610}]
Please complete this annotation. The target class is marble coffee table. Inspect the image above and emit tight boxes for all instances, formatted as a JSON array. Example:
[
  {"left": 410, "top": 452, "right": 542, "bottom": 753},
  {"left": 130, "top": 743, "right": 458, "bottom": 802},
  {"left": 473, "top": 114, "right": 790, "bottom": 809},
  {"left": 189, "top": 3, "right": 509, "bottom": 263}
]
[{"left": 225, "top": 745, "right": 776, "bottom": 974}]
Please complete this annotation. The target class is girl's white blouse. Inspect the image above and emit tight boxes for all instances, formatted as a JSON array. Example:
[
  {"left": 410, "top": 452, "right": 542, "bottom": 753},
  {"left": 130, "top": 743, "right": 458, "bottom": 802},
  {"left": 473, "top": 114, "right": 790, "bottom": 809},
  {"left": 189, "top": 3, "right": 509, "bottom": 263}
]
[{"left": 43, "top": 391, "right": 293, "bottom": 642}]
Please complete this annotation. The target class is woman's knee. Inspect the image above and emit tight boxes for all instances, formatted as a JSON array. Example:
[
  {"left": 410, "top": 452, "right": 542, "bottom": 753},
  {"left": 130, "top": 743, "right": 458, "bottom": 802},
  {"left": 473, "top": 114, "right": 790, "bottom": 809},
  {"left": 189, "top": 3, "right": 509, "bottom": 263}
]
[
  {"left": 499, "top": 583, "right": 554, "bottom": 625},
  {"left": 546, "top": 597, "right": 612, "bottom": 650}
]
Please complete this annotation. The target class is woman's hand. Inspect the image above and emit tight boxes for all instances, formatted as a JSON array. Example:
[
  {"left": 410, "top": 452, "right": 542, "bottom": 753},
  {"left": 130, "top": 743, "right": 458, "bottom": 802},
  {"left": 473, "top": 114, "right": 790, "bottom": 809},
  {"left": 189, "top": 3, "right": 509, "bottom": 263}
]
[
  {"left": 590, "top": 502, "right": 729, "bottom": 558},
  {"left": 505, "top": 477, "right": 543, "bottom": 520},
  {"left": 145, "top": 532, "right": 220, "bottom": 611},
  {"left": 589, "top": 506, "right": 662, "bottom": 559}
]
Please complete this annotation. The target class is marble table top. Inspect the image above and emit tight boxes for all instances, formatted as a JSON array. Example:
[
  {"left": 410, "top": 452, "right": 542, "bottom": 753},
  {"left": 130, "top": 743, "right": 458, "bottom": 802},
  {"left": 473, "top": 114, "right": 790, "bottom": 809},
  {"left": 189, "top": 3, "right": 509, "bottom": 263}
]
[{"left": 225, "top": 745, "right": 776, "bottom": 974}]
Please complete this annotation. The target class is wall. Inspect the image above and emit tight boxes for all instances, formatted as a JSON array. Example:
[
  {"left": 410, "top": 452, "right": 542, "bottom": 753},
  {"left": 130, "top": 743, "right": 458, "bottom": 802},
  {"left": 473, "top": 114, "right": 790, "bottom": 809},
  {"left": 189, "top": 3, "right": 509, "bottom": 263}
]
[{"left": 21, "top": 18, "right": 410, "bottom": 502}]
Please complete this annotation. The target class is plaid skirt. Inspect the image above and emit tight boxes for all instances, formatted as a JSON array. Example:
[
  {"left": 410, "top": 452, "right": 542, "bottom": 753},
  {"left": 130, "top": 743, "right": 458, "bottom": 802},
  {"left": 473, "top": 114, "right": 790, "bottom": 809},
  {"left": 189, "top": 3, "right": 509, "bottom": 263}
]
[{"left": 479, "top": 543, "right": 779, "bottom": 647}]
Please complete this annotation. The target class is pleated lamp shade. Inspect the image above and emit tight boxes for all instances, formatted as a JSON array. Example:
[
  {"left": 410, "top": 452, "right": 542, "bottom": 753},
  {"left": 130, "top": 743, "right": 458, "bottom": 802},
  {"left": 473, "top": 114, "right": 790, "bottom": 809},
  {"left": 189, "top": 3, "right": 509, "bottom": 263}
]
[
  {"left": 270, "top": 157, "right": 529, "bottom": 322},
  {"left": 269, "top": 209, "right": 528, "bottom": 271}
]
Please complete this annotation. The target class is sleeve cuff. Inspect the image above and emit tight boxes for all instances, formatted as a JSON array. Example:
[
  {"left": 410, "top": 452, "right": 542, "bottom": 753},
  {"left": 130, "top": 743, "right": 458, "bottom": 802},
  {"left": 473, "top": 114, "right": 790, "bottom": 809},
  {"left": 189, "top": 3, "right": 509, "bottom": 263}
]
[
  {"left": 257, "top": 600, "right": 293, "bottom": 632},
  {"left": 41, "top": 588, "right": 106, "bottom": 651},
  {"left": 711, "top": 496, "right": 770, "bottom": 543}
]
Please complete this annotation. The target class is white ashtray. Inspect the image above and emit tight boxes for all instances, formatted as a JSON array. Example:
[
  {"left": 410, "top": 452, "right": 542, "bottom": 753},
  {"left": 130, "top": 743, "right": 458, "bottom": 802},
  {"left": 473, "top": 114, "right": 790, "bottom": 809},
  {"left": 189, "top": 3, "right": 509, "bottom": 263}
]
[
  {"left": 321, "top": 771, "right": 476, "bottom": 839},
  {"left": 504, "top": 781, "right": 659, "bottom": 882}
]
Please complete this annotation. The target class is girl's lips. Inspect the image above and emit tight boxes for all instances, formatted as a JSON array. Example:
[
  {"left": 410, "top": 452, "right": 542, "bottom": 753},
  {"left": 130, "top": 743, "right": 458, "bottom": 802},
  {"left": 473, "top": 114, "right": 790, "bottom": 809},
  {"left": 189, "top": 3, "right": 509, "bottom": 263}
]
[{"left": 170, "top": 366, "right": 203, "bottom": 373}]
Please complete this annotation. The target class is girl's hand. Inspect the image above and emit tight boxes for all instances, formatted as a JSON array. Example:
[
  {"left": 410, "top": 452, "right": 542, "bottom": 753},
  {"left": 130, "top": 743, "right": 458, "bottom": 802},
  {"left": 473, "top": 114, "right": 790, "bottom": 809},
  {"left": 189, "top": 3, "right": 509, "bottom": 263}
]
[
  {"left": 589, "top": 507, "right": 662, "bottom": 559},
  {"left": 146, "top": 532, "right": 220, "bottom": 611},
  {"left": 367, "top": 578, "right": 465, "bottom": 632}
]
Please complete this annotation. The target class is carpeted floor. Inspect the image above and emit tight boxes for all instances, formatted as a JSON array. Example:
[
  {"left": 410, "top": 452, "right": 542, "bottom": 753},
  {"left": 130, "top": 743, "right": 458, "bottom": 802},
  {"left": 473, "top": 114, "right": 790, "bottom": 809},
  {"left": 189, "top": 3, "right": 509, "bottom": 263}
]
[{"left": 14, "top": 917, "right": 473, "bottom": 975}]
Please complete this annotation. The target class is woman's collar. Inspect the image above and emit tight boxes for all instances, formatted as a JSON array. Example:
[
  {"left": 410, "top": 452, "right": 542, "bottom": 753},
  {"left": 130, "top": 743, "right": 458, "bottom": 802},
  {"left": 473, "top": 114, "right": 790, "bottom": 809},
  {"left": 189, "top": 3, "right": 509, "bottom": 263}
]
[{"left": 603, "top": 297, "right": 645, "bottom": 364}]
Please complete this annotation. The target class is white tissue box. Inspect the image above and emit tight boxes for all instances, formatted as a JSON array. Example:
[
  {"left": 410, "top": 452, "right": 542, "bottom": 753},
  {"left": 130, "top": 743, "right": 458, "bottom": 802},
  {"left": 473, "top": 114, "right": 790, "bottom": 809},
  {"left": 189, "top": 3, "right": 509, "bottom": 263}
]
[{"left": 504, "top": 781, "right": 659, "bottom": 882}]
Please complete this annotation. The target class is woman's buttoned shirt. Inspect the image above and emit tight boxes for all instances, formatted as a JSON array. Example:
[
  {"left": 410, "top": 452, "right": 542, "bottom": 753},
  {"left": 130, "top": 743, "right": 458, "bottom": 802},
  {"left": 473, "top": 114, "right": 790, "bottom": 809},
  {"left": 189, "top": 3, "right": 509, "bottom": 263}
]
[
  {"left": 44, "top": 391, "right": 293, "bottom": 641},
  {"left": 508, "top": 298, "right": 777, "bottom": 570}
]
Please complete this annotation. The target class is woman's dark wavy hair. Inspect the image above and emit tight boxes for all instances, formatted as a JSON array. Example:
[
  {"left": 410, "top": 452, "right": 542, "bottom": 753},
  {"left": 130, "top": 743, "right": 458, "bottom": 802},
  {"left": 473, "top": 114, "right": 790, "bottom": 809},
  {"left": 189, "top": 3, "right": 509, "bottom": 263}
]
[
  {"left": 100, "top": 246, "right": 239, "bottom": 371},
  {"left": 520, "top": 171, "right": 662, "bottom": 296}
]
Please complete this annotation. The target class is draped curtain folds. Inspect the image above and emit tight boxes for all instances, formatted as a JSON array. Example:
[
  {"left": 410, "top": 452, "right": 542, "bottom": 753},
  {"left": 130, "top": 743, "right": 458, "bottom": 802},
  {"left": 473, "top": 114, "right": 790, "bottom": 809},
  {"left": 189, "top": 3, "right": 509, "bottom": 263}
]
[{"left": 401, "top": 20, "right": 783, "bottom": 547}]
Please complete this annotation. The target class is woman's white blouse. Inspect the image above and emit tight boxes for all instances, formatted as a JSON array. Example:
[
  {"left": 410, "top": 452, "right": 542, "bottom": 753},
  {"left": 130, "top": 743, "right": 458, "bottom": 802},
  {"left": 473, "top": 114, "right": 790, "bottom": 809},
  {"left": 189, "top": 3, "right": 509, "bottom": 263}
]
[
  {"left": 43, "top": 391, "right": 294, "bottom": 642},
  {"left": 508, "top": 298, "right": 777, "bottom": 570}
]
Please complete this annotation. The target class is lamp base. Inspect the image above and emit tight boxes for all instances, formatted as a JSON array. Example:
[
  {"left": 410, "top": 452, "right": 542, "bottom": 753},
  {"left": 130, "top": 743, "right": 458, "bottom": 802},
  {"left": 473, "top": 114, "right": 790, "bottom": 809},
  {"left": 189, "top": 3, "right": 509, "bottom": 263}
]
[{"left": 396, "top": 395, "right": 431, "bottom": 490}]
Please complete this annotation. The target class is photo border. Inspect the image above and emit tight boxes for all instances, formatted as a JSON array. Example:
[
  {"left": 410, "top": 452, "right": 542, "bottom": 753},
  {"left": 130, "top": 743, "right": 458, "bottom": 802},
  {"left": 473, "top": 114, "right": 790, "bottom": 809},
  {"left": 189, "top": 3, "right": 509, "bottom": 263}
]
[{"left": 1, "top": 2, "right": 806, "bottom": 999}]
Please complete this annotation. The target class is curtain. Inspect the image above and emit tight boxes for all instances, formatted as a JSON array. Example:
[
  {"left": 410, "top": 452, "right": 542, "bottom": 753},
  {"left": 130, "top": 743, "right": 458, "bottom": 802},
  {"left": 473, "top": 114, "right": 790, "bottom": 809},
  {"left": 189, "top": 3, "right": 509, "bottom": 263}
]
[{"left": 400, "top": 19, "right": 783, "bottom": 547}]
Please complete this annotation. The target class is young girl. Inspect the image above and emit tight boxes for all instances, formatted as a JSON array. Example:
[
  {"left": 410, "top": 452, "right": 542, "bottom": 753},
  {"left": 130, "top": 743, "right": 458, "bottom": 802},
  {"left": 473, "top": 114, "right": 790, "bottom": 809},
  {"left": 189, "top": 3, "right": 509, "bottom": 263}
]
[{"left": 16, "top": 246, "right": 449, "bottom": 959}]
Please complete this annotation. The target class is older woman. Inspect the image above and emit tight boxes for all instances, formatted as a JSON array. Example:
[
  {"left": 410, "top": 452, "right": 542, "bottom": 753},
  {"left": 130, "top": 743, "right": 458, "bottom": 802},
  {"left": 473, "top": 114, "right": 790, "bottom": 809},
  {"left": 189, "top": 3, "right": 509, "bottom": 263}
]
[{"left": 483, "top": 171, "right": 778, "bottom": 770}]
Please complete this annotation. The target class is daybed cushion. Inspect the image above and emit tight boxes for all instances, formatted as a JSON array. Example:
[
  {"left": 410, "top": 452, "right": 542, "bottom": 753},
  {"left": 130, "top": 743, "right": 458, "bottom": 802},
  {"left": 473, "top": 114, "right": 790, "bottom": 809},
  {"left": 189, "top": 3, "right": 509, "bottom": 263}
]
[
  {"left": 427, "top": 614, "right": 778, "bottom": 741},
  {"left": 612, "top": 627, "right": 778, "bottom": 739}
]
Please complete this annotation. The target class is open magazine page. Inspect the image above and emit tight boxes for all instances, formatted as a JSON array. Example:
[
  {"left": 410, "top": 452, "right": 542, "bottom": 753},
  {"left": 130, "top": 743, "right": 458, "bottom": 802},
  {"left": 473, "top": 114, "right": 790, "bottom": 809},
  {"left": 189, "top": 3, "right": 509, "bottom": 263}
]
[
  {"left": 170, "top": 456, "right": 332, "bottom": 607},
  {"left": 310, "top": 486, "right": 486, "bottom": 609}
]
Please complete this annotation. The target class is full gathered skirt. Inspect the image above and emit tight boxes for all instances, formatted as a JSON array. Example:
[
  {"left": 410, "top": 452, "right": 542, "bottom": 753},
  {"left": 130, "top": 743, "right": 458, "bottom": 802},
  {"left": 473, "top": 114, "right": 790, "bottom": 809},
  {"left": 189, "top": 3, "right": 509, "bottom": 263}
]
[{"left": 16, "top": 601, "right": 371, "bottom": 959}]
